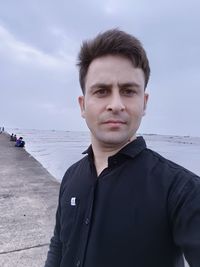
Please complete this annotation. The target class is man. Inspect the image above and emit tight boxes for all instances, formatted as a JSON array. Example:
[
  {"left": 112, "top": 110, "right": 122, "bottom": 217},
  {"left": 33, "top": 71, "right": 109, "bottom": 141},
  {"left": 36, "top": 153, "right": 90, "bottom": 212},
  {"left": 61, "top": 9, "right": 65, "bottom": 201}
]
[{"left": 45, "top": 29, "right": 200, "bottom": 267}]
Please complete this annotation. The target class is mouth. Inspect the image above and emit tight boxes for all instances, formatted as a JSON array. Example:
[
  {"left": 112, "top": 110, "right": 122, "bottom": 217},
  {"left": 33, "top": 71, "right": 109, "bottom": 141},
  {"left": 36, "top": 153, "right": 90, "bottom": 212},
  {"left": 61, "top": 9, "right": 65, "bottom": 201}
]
[{"left": 102, "top": 120, "right": 126, "bottom": 126}]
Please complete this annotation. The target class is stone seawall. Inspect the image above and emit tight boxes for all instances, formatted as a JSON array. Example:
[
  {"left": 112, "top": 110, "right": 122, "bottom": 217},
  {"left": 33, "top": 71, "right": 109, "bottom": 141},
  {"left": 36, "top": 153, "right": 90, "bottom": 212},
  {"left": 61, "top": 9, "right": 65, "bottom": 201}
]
[{"left": 0, "top": 133, "right": 59, "bottom": 267}]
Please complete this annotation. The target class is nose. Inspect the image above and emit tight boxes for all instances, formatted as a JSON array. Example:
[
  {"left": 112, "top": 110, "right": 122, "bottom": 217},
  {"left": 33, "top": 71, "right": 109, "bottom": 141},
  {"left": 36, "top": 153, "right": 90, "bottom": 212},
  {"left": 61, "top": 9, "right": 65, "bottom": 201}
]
[{"left": 106, "top": 92, "right": 125, "bottom": 112}]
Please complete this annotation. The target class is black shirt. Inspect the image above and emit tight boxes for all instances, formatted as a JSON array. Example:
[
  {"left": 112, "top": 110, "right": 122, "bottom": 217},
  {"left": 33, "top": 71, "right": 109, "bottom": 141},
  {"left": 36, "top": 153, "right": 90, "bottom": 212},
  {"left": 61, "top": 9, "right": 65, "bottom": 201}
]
[{"left": 45, "top": 136, "right": 200, "bottom": 267}]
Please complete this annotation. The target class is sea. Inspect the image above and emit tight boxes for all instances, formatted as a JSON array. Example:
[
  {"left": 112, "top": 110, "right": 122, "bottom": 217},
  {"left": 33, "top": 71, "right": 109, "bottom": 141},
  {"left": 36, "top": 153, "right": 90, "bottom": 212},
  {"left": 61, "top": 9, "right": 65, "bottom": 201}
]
[{"left": 6, "top": 128, "right": 200, "bottom": 182}]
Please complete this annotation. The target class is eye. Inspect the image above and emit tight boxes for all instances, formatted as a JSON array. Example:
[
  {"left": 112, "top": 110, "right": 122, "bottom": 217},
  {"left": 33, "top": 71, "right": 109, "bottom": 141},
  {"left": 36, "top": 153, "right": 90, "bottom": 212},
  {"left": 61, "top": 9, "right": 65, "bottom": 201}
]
[
  {"left": 94, "top": 88, "right": 109, "bottom": 97},
  {"left": 121, "top": 88, "right": 136, "bottom": 96}
]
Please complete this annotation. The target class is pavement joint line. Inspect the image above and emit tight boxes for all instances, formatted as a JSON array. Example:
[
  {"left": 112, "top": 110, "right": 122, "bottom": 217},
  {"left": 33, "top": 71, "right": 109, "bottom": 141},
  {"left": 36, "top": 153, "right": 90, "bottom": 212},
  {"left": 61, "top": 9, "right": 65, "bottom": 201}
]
[{"left": 0, "top": 243, "right": 50, "bottom": 255}]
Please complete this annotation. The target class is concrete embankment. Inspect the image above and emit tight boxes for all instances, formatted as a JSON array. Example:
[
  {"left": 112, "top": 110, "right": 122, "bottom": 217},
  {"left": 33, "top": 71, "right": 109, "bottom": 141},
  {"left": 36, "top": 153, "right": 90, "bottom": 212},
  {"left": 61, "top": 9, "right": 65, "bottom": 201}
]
[{"left": 0, "top": 133, "right": 60, "bottom": 267}]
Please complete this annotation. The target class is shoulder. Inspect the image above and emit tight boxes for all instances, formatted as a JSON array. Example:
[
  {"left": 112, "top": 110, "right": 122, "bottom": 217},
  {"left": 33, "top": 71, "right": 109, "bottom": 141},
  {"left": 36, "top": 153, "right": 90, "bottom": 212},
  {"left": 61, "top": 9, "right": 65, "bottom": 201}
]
[
  {"left": 142, "top": 148, "right": 200, "bottom": 219},
  {"left": 142, "top": 147, "right": 200, "bottom": 190},
  {"left": 144, "top": 148, "right": 197, "bottom": 175},
  {"left": 145, "top": 148, "right": 200, "bottom": 197}
]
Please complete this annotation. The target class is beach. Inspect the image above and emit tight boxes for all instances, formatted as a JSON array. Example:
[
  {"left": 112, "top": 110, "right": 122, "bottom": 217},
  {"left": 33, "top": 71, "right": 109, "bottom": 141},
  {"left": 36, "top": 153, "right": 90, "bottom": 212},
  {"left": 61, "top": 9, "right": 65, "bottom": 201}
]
[{"left": 0, "top": 132, "right": 59, "bottom": 267}]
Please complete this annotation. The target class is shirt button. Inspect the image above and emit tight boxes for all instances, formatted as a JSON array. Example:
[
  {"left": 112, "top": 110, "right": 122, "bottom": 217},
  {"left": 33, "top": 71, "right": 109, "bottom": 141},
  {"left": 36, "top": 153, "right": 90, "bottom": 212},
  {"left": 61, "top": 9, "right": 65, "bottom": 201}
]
[
  {"left": 85, "top": 218, "right": 90, "bottom": 225},
  {"left": 76, "top": 260, "right": 81, "bottom": 267}
]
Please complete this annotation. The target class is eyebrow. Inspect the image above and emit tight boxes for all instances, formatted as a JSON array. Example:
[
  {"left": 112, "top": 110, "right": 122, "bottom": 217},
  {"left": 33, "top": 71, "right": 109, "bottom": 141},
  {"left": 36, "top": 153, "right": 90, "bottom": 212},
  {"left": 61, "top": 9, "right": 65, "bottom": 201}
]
[
  {"left": 90, "top": 82, "right": 141, "bottom": 90},
  {"left": 90, "top": 83, "right": 111, "bottom": 91},
  {"left": 118, "top": 82, "right": 141, "bottom": 88}
]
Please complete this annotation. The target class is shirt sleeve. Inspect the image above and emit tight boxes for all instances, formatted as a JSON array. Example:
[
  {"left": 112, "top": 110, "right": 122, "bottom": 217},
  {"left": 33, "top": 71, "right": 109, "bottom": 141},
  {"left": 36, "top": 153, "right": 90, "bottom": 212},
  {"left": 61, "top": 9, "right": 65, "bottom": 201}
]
[
  {"left": 44, "top": 167, "right": 72, "bottom": 267},
  {"left": 44, "top": 193, "right": 62, "bottom": 267},
  {"left": 169, "top": 172, "right": 200, "bottom": 267}
]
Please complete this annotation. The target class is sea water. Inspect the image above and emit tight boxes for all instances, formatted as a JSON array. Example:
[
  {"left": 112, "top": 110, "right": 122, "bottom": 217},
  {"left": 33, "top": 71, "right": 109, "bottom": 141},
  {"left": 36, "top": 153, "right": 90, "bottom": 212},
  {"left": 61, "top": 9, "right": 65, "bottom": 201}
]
[{"left": 7, "top": 128, "right": 200, "bottom": 181}]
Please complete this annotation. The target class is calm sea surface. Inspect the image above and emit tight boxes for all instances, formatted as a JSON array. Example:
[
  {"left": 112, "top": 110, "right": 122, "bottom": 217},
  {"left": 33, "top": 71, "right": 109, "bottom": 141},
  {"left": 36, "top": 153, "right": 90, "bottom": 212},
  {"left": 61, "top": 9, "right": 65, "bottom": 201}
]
[{"left": 7, "top": 128, "right": 200, "bottom": 181}]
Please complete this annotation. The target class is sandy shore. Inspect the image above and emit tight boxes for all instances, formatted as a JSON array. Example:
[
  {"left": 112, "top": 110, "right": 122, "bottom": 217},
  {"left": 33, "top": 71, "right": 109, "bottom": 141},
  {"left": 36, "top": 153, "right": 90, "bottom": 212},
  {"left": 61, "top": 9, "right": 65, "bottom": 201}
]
[{"left": 0, "top": 133, "right": 59, "bottom": 267}]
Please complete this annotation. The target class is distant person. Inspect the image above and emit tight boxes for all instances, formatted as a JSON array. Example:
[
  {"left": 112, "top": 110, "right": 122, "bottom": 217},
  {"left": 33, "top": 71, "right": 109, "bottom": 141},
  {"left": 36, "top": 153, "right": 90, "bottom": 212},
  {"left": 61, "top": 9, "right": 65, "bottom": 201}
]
[
  {"left": 15, "top": 137, "right": 25, "bottom": 147},
  {"left": 13, "top": 134, "right": 17, "bottom": 142},
  {"left": 10, "top": 133, "right": 14, "bottom": 141},
  {"left": 0, "top": 126, "right": 4, "bottom": 133},
  {"left": 44, "top": 29, "right": 200, "bottom": 267}
]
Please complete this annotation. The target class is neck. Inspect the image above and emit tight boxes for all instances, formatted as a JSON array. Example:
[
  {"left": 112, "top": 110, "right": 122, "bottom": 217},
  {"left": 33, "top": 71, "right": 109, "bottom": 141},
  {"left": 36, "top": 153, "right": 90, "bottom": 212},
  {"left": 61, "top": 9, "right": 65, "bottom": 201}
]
[{"left": 91, "top": 135, "right": 136, "bottom": 176}]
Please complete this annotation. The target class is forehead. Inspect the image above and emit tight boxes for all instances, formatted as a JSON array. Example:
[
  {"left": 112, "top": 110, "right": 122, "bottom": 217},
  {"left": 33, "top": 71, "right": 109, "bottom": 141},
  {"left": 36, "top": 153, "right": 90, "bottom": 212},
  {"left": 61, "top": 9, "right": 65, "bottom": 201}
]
[{"left": 85, "top": 55, "right": 145, "bottom": 88}]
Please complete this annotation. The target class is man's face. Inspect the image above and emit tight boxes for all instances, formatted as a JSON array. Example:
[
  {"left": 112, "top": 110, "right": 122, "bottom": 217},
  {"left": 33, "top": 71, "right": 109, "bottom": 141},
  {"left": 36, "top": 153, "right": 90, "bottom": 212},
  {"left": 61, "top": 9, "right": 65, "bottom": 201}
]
[{"left": 78, "top": 55, "right": 148, "bottom": 148}]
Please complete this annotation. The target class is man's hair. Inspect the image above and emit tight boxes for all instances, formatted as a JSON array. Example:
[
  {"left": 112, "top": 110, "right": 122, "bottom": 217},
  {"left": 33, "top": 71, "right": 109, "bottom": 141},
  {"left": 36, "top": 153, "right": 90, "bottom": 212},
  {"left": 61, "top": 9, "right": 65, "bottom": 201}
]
[{"left": 77, "top": 28, "right": 150, "bottom": 94}]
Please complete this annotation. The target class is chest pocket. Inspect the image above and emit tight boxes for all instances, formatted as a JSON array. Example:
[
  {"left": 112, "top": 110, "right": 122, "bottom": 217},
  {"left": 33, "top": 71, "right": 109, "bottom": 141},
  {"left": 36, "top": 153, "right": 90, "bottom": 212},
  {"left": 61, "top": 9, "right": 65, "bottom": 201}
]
[{"left": 60, "top": 196, "right": 80, "bottom": 243}]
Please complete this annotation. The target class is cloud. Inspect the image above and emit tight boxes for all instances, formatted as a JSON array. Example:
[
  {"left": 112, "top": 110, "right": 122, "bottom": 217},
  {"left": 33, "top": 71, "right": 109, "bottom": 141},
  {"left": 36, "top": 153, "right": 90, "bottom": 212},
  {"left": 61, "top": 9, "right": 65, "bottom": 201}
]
[
  {"left": 0, "top": 23, "right": 80, "bottom": 97},
  {"left": 0, "top": 0, "right": 200, "bottom": 135},
  {"left": 0, "top": 24, "right": 75, "bottom": 71}
]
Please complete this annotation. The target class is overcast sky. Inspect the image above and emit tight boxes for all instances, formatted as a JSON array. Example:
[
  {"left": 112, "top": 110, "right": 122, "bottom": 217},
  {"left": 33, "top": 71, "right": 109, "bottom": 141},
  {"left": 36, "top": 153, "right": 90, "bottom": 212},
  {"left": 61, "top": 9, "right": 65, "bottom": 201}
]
[{"left": 1, "top": 0, "right": 200, "bottom": 136}]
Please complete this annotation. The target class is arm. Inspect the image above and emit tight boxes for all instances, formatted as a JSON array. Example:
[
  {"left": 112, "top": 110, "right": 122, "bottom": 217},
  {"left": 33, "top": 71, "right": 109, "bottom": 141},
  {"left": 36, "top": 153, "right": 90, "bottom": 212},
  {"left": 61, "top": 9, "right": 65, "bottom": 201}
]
[
  {"left": 169, "top": 173, "right": 200, "bottom": 266},
  {"left": 44, "top": 204, "right": 62, "bottom": 267},
  {"left": 44, "top": 168, "right": 72, "bottom": 267}
]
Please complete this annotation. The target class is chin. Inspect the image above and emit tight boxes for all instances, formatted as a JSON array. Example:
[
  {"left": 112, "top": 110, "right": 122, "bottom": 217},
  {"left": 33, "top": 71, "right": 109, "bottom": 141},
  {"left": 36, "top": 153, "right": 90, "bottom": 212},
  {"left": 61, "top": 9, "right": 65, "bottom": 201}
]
[{"left": 97, "top": 132, "right": 133, "bottom": 147}]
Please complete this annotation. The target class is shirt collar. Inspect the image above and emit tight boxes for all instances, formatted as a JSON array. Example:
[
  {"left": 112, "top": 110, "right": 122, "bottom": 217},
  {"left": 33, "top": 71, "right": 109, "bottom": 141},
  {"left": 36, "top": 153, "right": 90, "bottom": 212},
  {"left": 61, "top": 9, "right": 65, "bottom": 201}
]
[{"left": 82, "top": 136, "right": 146, "bottom": 161}]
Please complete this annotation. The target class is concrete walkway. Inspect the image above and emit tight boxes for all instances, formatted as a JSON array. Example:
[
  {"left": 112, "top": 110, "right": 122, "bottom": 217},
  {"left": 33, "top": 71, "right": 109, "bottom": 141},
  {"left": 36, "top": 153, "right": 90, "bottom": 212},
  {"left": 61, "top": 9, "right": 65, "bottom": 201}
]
[{"left": 0, "top": 133, "right": 60, "bottom": 267}]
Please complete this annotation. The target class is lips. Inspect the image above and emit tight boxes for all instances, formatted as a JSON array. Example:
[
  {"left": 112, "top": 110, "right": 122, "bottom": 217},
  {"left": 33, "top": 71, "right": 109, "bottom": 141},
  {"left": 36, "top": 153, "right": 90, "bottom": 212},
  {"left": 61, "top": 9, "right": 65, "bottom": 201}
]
[
  {"left": 102, "top": 120, "right": 126, "bottom": 125},
  {"left": 105, "top": 120, "right": 125, "bottom": 124}
]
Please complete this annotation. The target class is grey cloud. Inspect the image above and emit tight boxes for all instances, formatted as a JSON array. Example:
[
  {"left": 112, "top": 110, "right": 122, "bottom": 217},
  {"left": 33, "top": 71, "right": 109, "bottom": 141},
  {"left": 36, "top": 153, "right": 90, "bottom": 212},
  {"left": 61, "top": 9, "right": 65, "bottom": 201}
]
[{"left": 0, "top": 0, "right": 200, "bottom": 135}]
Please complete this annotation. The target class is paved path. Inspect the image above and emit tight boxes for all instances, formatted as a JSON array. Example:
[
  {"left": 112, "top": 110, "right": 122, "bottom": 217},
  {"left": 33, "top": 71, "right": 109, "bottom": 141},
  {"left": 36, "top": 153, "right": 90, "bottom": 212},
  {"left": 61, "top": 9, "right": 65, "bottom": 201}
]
[{"left": 0, "top": 133, "right": 60, "bottom": 267}]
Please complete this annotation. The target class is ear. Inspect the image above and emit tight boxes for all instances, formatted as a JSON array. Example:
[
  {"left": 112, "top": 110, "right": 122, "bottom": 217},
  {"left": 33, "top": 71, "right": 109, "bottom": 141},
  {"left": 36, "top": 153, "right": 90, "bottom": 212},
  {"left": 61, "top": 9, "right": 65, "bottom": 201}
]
[
  {"left": 143, "top": 93, "right": 149, "bottom": 116},
  {"left": 78, "top": 96, "right": 86, "bottom": 118}
]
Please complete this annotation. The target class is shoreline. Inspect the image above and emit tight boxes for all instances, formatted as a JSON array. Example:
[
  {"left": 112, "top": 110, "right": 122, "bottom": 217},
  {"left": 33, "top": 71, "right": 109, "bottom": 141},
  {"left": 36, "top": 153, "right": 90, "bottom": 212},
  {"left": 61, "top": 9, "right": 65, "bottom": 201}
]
[{"left": 4, "top": 129, "right": 200, "bottom": 179}]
